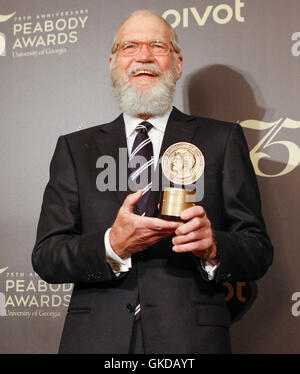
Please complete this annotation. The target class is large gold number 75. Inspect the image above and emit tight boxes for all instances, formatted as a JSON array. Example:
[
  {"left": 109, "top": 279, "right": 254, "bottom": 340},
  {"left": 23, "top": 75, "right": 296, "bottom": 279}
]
[{"left": 240, "top": 118, "right": 300, "bottom": 177}]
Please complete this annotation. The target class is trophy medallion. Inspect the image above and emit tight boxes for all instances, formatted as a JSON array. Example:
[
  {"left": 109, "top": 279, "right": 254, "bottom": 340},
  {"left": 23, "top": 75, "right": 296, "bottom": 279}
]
[{"left": 160, "top": 142, "right": 205, "bottom": 221}]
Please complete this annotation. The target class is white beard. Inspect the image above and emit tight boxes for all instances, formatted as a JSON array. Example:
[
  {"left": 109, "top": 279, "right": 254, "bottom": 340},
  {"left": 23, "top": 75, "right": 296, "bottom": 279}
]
[{"left": 110, "top": 60, "right": 178, "bottom": 117}]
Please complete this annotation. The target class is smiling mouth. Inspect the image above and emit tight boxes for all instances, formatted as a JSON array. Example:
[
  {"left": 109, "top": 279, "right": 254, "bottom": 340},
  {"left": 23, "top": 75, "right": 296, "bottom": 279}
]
[{"left": 132, "top": 70, "right": 158, "bottom": 77}]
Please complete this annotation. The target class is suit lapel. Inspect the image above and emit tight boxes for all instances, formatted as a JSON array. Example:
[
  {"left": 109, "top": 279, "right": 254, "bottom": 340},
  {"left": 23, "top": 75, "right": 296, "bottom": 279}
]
[
  {"left": 94, "top": 114, "right": 132, "bottom": 206},
  {"left": 146, "top": 107, "right": 199, "bottom": 217}
]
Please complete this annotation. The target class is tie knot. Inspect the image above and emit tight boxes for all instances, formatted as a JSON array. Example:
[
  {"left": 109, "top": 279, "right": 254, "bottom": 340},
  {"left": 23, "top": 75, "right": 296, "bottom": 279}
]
[{"left": 136, "top": 121, "right": 152, "bottom": 134}]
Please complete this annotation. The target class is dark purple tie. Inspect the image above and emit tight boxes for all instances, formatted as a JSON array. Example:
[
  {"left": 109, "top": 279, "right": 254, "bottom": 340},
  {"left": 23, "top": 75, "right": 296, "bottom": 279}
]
[
  {"left": 129, "top": 121, "right": 154, "bottom": 216},
  {"left": 129, "top": 121, "right": 154, "bottom": 320}
]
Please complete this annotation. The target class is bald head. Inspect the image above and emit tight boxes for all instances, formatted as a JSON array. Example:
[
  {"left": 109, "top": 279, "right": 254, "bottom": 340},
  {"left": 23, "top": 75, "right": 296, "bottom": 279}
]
[{"left": 111, "top": 10, "right": 180, "bottom": 54}]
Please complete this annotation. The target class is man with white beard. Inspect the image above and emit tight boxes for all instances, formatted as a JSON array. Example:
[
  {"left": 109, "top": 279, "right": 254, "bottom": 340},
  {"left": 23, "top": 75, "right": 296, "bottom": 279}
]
[{"left": 32, "top": 10, "right": 273, "bottom": 354}]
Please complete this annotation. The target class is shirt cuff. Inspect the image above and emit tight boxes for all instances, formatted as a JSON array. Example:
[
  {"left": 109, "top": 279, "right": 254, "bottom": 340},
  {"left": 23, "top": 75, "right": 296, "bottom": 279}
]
[
  {"left": 104, "top": 228, "right": 132, "bottom": 275},
  {"left": 200, "top": 259, "right": 220, "bottom": 281}
]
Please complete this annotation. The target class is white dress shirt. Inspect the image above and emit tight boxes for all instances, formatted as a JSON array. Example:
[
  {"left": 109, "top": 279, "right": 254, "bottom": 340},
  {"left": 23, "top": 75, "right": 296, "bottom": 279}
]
[{"left": 104, "top": 110, "right": 219, "bottom": 280}]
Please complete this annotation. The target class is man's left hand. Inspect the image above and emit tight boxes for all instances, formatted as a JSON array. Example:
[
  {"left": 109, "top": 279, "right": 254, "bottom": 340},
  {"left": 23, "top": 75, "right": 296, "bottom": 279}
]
[{"left": 172, "top": 206, "right": 219, "bottom": 265}]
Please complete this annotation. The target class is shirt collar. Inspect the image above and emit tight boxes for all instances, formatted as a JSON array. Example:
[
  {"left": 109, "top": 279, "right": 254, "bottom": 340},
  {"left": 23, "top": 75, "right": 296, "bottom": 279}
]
[{"left": 123, "top": 108, "right": 172, "bottom": 139}]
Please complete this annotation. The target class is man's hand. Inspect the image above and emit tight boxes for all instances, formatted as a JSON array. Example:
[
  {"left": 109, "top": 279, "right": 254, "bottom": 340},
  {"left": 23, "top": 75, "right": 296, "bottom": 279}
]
[
  {"left": 109, "top": 190, "right": 181, "bottom": 259},
  {"left": 172, "top": 206, "right": 219, "bottom": 265}
]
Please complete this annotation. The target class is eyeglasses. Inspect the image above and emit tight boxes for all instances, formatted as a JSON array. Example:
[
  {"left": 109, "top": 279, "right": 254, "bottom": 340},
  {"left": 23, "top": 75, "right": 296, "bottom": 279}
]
[{"left": 114, "top": 40, "right": 176, "bottom": 56}]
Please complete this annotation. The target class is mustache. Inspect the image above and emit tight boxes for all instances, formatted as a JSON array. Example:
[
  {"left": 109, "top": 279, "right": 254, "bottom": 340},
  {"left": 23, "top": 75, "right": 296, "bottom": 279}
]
[{"left": 126, "top": 63, "right": 162, "bottom": 77}]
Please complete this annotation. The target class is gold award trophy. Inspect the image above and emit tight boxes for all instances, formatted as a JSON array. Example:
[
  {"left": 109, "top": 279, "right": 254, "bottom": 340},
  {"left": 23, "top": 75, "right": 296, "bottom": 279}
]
[{"left": 160, "top": 142, "right": 205, "bottom": 221}]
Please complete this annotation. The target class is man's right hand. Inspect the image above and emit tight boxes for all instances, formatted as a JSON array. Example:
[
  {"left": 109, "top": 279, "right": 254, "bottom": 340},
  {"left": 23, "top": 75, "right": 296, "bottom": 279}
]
[{"left": 109, "top": 190, "right": 181, "bottom": 259}]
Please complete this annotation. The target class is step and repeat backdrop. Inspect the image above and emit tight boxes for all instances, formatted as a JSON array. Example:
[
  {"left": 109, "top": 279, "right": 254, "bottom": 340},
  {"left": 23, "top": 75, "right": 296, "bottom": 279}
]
[{"left": 0, "top": 0, "right": 299, "bottom": 353}]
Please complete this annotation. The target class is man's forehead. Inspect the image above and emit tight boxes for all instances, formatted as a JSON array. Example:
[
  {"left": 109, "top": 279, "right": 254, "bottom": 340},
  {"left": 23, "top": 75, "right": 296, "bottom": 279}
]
[{"left": 117, "top": 14, "right": 171, "bottom": 42}]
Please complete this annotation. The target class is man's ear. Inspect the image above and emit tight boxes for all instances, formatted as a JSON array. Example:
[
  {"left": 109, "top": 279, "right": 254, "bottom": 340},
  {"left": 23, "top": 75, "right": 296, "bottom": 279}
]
[{"left": 176, "top": 54, "right": 183, "bottom": 80}]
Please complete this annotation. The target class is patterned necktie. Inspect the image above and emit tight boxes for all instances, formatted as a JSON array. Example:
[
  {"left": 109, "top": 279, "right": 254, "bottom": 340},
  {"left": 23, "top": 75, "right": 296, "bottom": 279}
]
[
  {"left": 129, "top": 121, "right": 154, "bottom": 216},
  {"left": 129, "top": 121, "right": 154, "bottom": 320}
]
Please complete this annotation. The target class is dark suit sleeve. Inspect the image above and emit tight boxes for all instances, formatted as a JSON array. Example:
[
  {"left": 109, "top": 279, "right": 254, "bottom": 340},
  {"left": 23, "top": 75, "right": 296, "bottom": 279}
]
[
  {"left": 32, "top": 136, "right": 115, "bottom": 284},
  {"left": 202, "top": 124, "right": 273, "bottom": 283}
]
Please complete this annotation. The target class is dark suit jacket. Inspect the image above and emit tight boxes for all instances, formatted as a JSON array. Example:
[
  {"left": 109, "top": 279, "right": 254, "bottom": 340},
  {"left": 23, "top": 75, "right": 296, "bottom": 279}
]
[{"left": 32, "top": 107, "right": 273, "bottom": 354}]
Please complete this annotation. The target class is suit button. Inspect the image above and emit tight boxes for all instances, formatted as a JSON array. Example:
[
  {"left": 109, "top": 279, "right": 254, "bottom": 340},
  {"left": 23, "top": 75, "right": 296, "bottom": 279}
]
[{"left": 126, "top": 303, "right": 135, "bottom": 313}]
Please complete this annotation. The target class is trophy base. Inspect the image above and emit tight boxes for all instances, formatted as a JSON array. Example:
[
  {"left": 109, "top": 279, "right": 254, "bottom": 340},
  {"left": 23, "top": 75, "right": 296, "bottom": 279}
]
[
  {"left": 159, "top": 214, "right": 185, "bottom": 222},
  {"left": 160, "top": 187, "right": 195, "bottom": 221}
]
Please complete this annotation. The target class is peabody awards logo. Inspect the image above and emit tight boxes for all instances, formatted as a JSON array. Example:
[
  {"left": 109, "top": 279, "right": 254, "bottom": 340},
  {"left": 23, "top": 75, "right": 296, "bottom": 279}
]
[
  {"left": 1, "top": 8, "right": 88, "bottom": 58},
  {"left": 0, "top": 266, "right": 72, "bottom": 319}
]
